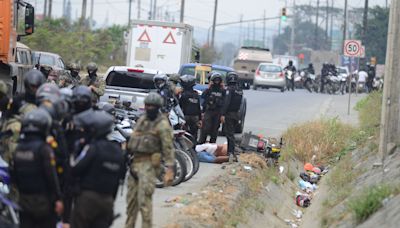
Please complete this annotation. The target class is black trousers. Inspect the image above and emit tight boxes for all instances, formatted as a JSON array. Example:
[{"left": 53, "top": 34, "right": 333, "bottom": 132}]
[
  {"left": 71, "top": 190, "right": 114, "bottom": 228},
  {"left": 199, "top": 110, "right": 221, "bottom": 144},
  {"left": 185, "top": 115, "right": 199, "bottom": 144},
  {"left": 223, "top": 112, "right": 240, "bottom": 155},
  {"left": 19, "top": 194, "right": 57, "bottom": 228}
]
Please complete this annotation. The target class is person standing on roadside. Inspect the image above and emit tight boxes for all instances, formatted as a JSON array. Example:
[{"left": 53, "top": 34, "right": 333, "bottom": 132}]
[
  {"left": 221, "top": 72, "right": 243, "bottom": 162},
  {"left": 70, "top": 109, "right": 125, "bottom": 228},
  {"left": 125, "top": 93, "right": 175, "bottom": 228},
  {"left": 80, "top": 62, "right": 105, "bottom": 104},
  {"left": 179, "top": 74, "right": 202, "bottom": 143},
  {"left": 11, "top": 109, "right": 63, "bottom": 228},
  {"left": 199, "top": 72, "right": 225, "bottom": 144}
]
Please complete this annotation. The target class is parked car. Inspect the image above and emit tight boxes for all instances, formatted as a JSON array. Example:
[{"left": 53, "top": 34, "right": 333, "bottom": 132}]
[
  {"left": 32, "top": 51, "right": 66, "bottom": 71},
  {"left": 253, "top": 63, "right": 285, "bottom": 92}
]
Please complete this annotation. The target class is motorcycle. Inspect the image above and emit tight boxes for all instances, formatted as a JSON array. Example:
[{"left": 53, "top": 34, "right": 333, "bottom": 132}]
[
  {"left": 0, "top": 156, "right": 19, "bottom": 228},
  {"left": 256, "top": 137, "right": 283, "bottom": 167},
  {"left": 301, "top": 70, "right": 318, "bottom": 93},
  {"left": 338, "top": 74, "right": 348, "bottom": 95},
  {"left": 325, "top": 72, "right": 340, "bottom": 94},
  {"left": 372, "top": 77, "right": 383, "bottom": 91}
]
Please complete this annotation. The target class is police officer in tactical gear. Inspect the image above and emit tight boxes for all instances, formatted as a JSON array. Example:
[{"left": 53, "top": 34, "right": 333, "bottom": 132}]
[
  {"left": 11, "top": 108, "right": 63, "bottom": 228},
  {"left": 72, "top": 85, "right": 93, "bottom": 114},
  {"left": 284, "top": 60, "right": 296, "bottom": 91},
  {"left": 320, "top": 63, "right": 329, "bottom": 93},
  {"left": 80, "top": 62, "right": 105, "bottom": 103},
  {"left": 153, "top": 74, "right": 178, "bottom": 114},
  {"left": 199, "top": 72, "right": 225, "bottom": 144},
  {"left": 15, "top": 69, "right": 46, "bottom": 115},
  {"left": 303, "top": 63, "right": 315, "bottom": 93},
  {"left": 221, "top": 72, "right": 243, "bottom": 162},
  {"left": 0, "top": 81, "right": 20, "bottom": 163},
  {"left": 179, "top": 74, "right": 202, "bottom": 143},
  {"left": 70, "top": 109, "right": 125, "bottom": 228},
  {"left": 168, "top": 74, "right": 183, "bottom": 96},
  {"left": 125, "top": 92, "right": 175, "bottom": 228}
]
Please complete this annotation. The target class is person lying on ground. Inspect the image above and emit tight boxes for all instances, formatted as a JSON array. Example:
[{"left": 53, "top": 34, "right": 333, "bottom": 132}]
[{"left": 195, "top": 143, "right": 229, "bottom": 164}]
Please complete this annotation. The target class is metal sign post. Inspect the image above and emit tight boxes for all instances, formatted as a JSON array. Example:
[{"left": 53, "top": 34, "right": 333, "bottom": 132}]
[{"left": 343, "top": 40, "right": 362, "bottom": 115}]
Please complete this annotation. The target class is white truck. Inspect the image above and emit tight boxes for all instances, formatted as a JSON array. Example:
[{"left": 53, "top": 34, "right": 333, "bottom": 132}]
[{"left": 126, "top": 20, "right": 194, "bottom": 74}]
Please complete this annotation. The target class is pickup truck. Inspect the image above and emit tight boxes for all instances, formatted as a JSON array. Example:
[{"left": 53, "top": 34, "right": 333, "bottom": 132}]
[{"left": 100, "top": 66, "right": 161, "bottom": 111}]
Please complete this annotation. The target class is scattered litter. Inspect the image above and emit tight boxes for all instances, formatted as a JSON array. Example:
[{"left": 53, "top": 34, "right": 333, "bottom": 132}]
[
  {"left": 384, "top": 168, "right": 390, "bottom": 173},
  {"left": 219, "top": 190, "right": 223, "bottom": 193},
  {"left": 221, "top": 165, "right": 226, "bottom": 169},
  {"left": 279, "top": 166, "right": 284, "bottom": 174},
  {"left": 284, "top": 219, "right": 292, "bottom": 224},
  {"left": 186, "top": 192, "right": 199, "bottom": 197},
  {"left": 296, "top": 194, "right": 311, "bottom": 208},
  {"left": 382, "top": 197, "right": 390, "bottom": 206},
  {"left": 298, "top": 179, "right": 316, "bottom": 192},
  {"left": 265, "top": 186, "right": 270, "bottom": 192},
  {"left": 311, "top": 155, "right": 317, "bottom": 164},
  {"left": 292, "top": 209, "right": 303, "bottom": 219},
  {"left": 243, "top": 165, "right": 253, "bottom": 171},
  {"left": 291, "top": 223, "right": 298, "bottom": 228},
  {"left": 165, "top": 196, "right": 181, "bottom": 203},
  {"left": 230, "top": 169, "right": 237, "bottom": 175},
  {"left": 174, "top": 203, "right": 185, "bottom": 208}
]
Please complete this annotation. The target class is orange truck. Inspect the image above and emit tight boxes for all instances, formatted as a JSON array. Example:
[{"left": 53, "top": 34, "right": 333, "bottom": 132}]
[{"left": 0, "top": 0, "right": 35, "bottom": 95}]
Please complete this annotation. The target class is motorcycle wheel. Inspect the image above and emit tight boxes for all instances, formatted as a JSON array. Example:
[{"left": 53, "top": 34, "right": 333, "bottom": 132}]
[
  {"left": 177, "top": 149, "right": 195, "bottom": 182},
  {"left": 155, "top": 151, "right": 187, "bottom": 188}
]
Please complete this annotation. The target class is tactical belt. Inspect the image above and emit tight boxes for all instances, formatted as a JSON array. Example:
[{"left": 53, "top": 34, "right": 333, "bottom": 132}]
[{"left": 132, "top": 154, "right": 153, "bottom": 162}]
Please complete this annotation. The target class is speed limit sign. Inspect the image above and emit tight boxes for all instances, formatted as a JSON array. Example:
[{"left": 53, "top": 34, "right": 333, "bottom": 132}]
[{"left": 344, "top": 40, "right": 362, "bottom": 57}]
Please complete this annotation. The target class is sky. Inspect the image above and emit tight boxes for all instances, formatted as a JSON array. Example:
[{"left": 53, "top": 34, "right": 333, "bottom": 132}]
[{"left": 25, "top": 0, "right": 389, "bottom": 45}]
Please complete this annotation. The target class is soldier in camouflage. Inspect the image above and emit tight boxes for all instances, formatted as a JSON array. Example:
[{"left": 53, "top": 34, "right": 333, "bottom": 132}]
[
  {"left": 79, "top": 62, "right": 105, "bottom": 103},
  {"left": 125, "top": 93, "right": 175, "bottom": 228},
  {"left": 67, "top": 63, "right": 82, "bottom": 87},
  {"left": 14, "top": 69, "right": 46, "bottom": 116},
  {"left": 0, "top": 81, "right": 21, "bottom": 163}
]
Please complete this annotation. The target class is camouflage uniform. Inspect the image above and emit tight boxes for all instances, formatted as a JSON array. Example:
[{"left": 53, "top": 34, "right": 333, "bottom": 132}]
[
  {"left": 125, "top": 114, "right": 175, "bottom": 228},
  {"left": 0, "top": 117, "right": 21, "bottom": 163},
  {"left": 79, "top": 75, "right": 105, "bottom": 103}
]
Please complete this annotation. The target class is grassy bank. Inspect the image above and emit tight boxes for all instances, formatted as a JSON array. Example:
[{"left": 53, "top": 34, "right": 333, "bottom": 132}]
[{"left": 282, "top": 118, "right": 354, "bottom": 164}]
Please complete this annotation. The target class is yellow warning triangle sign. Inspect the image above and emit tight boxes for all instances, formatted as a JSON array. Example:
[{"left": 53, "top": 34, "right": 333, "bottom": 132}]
[
  {"left": 138, "top": 29, "right": 151, "bottom": 42},
  {"left": 163, "top": 32, "right": 176, "bottom": 44}
]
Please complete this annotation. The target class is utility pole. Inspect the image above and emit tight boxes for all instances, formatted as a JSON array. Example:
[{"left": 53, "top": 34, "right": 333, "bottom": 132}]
[
  {"left": 153, "top": 0, "right": 157, "bottom": 20},
  {"left": 314, "top": 0, "right": 320, "bottom": 50},
  {"left": 252, "top": 22, "right": 255, "bottom": 42},
  {"left": 325, "top": 0, "right": 329, "bottom": 38},
  {"left": 180, "top": 0, "right": 185, "bottom": 23},
  {"left": 330, "top": 0, "right": 334, "bottom": 50},
  {"left": 137, "top": 0, "right": 141, "bottom": 19},
  {"left": 290, "top": 0, "right": 296, "bottom": 55},
  {"left": 62, "top": 0, "right": 66, "bottom": 17},
  {"left": 44, "top": 0, "right": 47, "bottom": 18},
  {"left": 149, "top": 0, "right": 153, "bottom": 20},
  {"left": 89, "top": 0, "right": 94, "bottom": 29},
  {"left": 362, "top": 0, "right": 369, "bottom": 44},
  {"left": 211, "top": 0, "right": 218, "bottom": 47},
  {"left": 128, "top": 0, "right": 132, "bottom": 25},
  {"left": 379, "top": 0, "right": 400, "bottom": 169},
  {"left": 263, "top": 10, "right": 266, "bottom": 48},
  {"left": 48, "top": 0, "right": 52, "bottom": 18},
  {"left": 81, "top": 0, "right": 87, "bottom": 21},
  {"left": 239, "top": 14, "right": 243, "bottom": 46},
  {"left": 342, "top": 0, "right": 348, "bottom": 54}
]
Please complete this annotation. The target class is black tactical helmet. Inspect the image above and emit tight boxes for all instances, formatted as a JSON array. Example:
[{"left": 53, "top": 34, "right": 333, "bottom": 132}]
[
  {"left": 24, "top": 69, "right": 46, "bottom": 95},
  {"left": 180, "top": 74, "right": 196, "bottom": 88},
  {"left": 153, "top": 74, "right": 168, "bottom": 89},
  {"left": 21, "top": 108, "right": 52, "bottom": 135},
  {"left": 226, "top": 72, "right": 239, "bottom": 84},
  {"left": 36, "top": 83, "right": 61, "bottom": 104},
  {"left": 72, "top": 85, "right": 92, "bottom": 113},
  {"left": 288, "top": 60, "right": 293, "bottom": 65},
  {"left": 73, "top": 109, "right": 114, "bottom": 139},
  {"left": 169, "top": 74, "right": 181, "bottom": 84},
  {"left": 144, "top": 92, "right": 163, "bottom": 107},
  {"left": 98, "top": 102, "right": 116, "bottom": 116},
  {"left": 86, "top": 62, "right": 98, "bottom": 72},
  {"left": 308, "top": 63, "right": 313, "bottom": 67},
  {"left": 209, "top": 71, "right": 222, "bottom": 82}
]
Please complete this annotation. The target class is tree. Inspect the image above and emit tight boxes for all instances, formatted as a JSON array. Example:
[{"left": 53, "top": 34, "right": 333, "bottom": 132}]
[
  {"left": 273, "top": 21, "right": 330, "bottom": 55},
  {"left": 199, "top": 45, "right": 220, "bottom": 64},
  {"left": 354, "top": 6, "right": 389, "bottom": 64}
]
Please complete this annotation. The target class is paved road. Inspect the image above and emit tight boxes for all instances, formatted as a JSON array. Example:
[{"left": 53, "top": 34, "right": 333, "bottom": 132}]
[{"left": 112, "top": 89, "right": 364, "bottom": 228}]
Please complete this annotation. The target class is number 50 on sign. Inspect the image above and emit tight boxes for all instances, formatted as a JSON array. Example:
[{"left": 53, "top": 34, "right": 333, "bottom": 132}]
[{"left": 344, "top": 40, "right": 362, "bottom": 57}]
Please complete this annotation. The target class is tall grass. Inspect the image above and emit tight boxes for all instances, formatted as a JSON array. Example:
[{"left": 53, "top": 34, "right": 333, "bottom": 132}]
[
  {"left": 355, "top": 91, "right": 382, "bottom": 136},
  {"left": 282, "top": 118, "right": 354, "bottom": 163},
  {"left": 348, "top": 185, "right": 397, "bottom": 224}
]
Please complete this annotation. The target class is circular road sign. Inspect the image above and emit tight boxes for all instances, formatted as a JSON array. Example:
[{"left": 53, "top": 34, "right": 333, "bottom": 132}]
[{"left": 344, "top": 40, "right": 362, "bottom": 57}]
